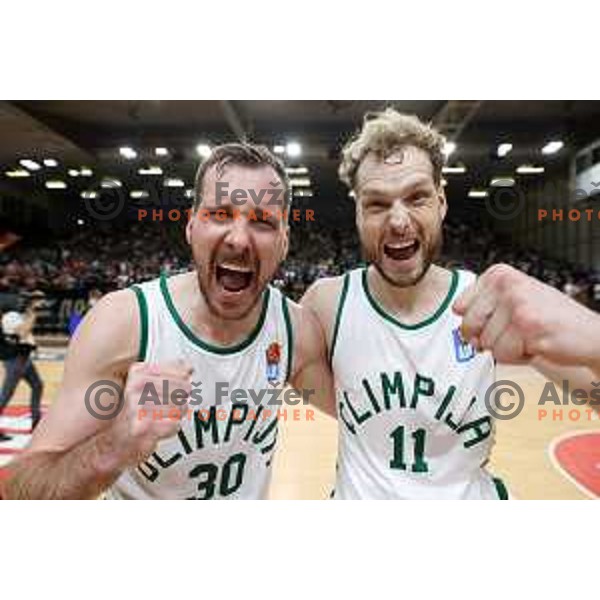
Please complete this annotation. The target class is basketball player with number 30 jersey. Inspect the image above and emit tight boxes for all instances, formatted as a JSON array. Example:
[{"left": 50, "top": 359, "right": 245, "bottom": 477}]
[
  {"left": 3, "top": 144, "right": 334, "bottom": 500},
  {"left": 303, "top": 109, "right": 509, "bottom": 499}
]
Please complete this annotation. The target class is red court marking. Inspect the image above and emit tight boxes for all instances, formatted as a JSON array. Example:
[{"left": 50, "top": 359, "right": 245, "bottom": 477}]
[
  {"left": 1, "top": 407, "right": 33, "bottom": 417},
  {"left": 0, "top": 406, "right": 48, "bottom": 434},
  {"left": 0, "top": 448, "right": 19, "bottom": 455},
  {"left": 549, "top": 431, "right": 600, "bottom": 498},
  {"left": 0, "top": 427, "right": 32, "bottom": 434}
]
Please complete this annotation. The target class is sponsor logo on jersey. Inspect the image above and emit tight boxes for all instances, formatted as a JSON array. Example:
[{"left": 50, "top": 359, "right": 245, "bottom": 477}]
[
  {"left": 266, "top": 341, "right": 282, "bottom": 386},
  {"left": 452, "top": 327, "right": 476, "bottom": 363}
]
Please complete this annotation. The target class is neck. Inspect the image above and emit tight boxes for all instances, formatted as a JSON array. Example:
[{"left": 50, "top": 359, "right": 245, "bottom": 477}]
[{"left": 368, "top": 264, "right": 452, "bottom": 323}]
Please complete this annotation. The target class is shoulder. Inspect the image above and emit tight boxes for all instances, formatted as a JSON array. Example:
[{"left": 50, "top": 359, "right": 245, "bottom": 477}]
[
  {"left": 281, "top": 296, "right": 327, "bottom": 376},
  {"left": 66, "top": 288, "right": 141, "bottom": 376},
  {"left": 300, "top": 272, "right": 353, "bottom": 333}
]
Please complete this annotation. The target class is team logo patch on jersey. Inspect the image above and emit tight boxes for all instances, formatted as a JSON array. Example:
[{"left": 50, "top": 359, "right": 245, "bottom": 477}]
[
  {"left": 266, "top": 341, "right": 282, "bottom": 385},
  {"left": 452, "top": 327, "right": 476, "bottom": 363}
]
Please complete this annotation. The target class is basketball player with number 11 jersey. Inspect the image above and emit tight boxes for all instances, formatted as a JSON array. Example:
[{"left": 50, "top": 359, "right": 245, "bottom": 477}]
[{"left": 303, "top": 108, "right": 509, "bottom": 499}]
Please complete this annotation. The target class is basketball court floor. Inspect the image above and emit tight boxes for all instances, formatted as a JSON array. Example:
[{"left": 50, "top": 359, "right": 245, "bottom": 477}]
[{"left": 1, "top": 353, "right": 598, "bottom": 499}]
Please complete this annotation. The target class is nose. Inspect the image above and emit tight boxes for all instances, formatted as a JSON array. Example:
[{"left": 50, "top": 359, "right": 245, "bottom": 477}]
[
  {"left": 388, "top": 199, "right": 411, "bottom": 234},
  {"left": 223, "top": 215, "right": 252, "bottom": 252}
]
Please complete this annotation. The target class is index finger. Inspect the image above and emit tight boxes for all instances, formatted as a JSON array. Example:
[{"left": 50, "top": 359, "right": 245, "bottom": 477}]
[{"left": 452, "top": 282, "right": 477, "bottom": 316}]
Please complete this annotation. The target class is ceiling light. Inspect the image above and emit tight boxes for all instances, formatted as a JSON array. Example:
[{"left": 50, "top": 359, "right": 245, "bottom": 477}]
[
  {"left": 43, "top": 159, "right": 58, "bottom": 167},
  {"left": 468, "top": 189, "right": 488, "bottom": 199},
  {"left": 516, "top": 165, "right": 545, "bottom": 175},
  {"left": 443, "top": 142, "right": 456, "bottom": 157},
  {"left": 293, "top": 189, "right": 313, "bottom": 197},
  {"left": 77, "top": 219, "right": 85, "bottom": 226},
  {"left": 490, "top": 177, "right": 515, "bottom": 187},
  {"left": 45, "top": 180, "right": 67, "bottom": 189},
  {"left": 196, "top": 144, "right": 212, "bottom": 159},
  {"left": 497, "top": 143, "right": 513, "bottom": 158},
  {"left": 289, "top": 177, "right": 311, "bottom": 187},
  {"left": 164, "top": 178, "right": 185, "bottom": 188},
  {"left": 19, "top": 159, "right": 41, "bottom": 171},
  {"left": 155, "top": 147, "right": 169, "bottom": 156},
  {"left": 138, "top": 166, "right": 163, "bottom": 176},
  {"left": 119, "top": 146, "right": 137, "bottom": 160},
  {"left": 130, "top": 190, "right": 149, "bottom": 199},
  {"left": 81, "top": 191, "right": 98, "bottom": 199},
  {"left": 80, "top": 167, "right": 93, "bottom": 176},
  {"left": 273, "top": 145, "right": 285, "bottom": 154},
  {"left": 442, "top": 165, "right": 466, "bottom": 174},
  {"left": 101, "top": 178, "right": 122, "bottom": 188},
  {"left": 541, "top": 141, "right": 564, "bottom": 155},
  {"left": 5, "top": 169, "right": 30, "bottom": 178},
  {"left": 286, "top": 167, "right": 309, "bottom": 175},
  {"left": 185, "top": 189, "right": 195, "bottom": 199},
  {"left": 286, "top": 142, "right": 302, "bottom": 158},
  {"left": 68, "top": 169, "right": 80, "bottom": 177}
]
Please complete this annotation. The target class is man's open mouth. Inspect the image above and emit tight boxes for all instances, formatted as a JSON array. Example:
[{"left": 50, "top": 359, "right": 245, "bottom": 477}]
[
  {"left": 215, "top": 263, "right": 255, "bottom": 292},
  {"left": 383, "top": 240, "right": 420, "bottom": 261}
]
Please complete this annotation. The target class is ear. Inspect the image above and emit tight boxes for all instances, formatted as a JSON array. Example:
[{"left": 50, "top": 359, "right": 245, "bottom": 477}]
[
  {"left": 280, "top": 223, "right": 290, "bottom": 262},
  {"left": 437, "top": 186, "right": 448, "bottom": 221},
  {"left": 185, "top": 212, "right": 194, "bottom": 245}
]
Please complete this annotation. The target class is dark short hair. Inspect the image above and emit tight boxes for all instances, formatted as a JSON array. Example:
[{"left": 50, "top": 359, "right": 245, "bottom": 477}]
[{"left": 193, "top": 143, "right": 290, "bottom": 210}]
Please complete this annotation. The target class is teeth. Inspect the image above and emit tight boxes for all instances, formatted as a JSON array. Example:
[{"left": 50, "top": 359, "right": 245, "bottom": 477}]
[
  {"left": 387, "top": 241, "right": 415, "bottom": 249},
  {"left": 218, "top": 263, "right": 252, "bottom": 273}
]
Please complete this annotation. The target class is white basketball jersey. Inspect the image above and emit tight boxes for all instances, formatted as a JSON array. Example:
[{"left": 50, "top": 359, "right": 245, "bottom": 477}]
[
  {"left": 331, "top": 267, "right": 508, "bottom": 500},
  {"left": 107, "top": 273, "right": 293, "bottom": 500}
]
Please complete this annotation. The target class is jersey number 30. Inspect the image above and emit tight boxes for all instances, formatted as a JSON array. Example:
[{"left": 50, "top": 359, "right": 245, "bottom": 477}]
[
  {"left": 188, "top": 453, "right": 247, "bottom": 500},
  {"left": 389, "top": 426, "right": 429, "bottom": 473}
]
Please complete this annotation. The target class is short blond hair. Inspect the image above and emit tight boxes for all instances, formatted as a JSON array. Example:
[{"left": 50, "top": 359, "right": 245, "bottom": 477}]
[{"left": 339, "top": 108, "right": 447, "bottom": 190}]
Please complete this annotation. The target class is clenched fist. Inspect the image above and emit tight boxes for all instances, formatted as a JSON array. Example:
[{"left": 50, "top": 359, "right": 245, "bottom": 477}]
[
  {"left": 453, "top": 264, "right": 600, "bottom": 371},
  {"left": 113, "top": 360, "right": 193, "bottom": 466}
]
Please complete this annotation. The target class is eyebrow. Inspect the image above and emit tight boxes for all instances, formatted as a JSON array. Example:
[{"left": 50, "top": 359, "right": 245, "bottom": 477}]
[{"left": 361, "top": 177, "right": 432, "bottom": 197}]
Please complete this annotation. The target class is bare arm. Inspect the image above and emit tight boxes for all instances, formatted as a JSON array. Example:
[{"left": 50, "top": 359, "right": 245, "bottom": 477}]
[
  {"left": 454, "top": 264, "right": 600, "bottom": 409},
  {"left": 532, "top": 358, "right": 600, "bottom": 412},
  {"left": 286, "top": 300, "right": 336, "bottom": 418},
  {"left": 1, "top": 290, "right": 140, "bottom": 499},
  {"left": 4, "top": 424, "right": 133, "bottom": 499}
]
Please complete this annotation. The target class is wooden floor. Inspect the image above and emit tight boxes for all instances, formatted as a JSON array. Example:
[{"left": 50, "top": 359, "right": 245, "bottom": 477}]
[{"left": 2, "top": 358, "right": 598, "bottom": 499}]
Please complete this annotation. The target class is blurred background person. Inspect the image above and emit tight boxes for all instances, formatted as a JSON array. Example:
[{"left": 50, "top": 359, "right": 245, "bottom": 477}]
[{"left": 0, "top": 290, "right": 45, "bottom": 435}]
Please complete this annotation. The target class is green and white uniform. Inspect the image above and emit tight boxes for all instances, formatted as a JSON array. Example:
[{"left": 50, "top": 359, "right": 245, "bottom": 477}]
[
  {"left": 107, "top": 273, "right": 293, "bottom": 500},
  {"left": 330, "top": 267, "right": 507, "bottom": 500}
]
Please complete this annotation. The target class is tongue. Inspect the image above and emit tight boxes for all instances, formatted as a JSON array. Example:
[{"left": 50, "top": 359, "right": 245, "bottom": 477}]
[
  {"left": 219, "top": 268, "right": 250, "bottom": 292},
  {"left": 385, "top": 243, "right": 417, "bottom": 261}
]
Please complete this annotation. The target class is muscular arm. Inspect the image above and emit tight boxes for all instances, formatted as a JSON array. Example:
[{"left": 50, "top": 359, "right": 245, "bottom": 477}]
[
  {"left": 1, "top": 289, "right": 140, "bottom": 499},
  {"left": 532, "top": 358, "right": 600, "bottom": 412},
  {"left": 454, "top": 263, "right": 600, "bottom": 409},
  {"left": 4, "top": 424, "right": 131, "bottom": 499},
  {"left": 286, "top": 300, "right": 336, "bottom": 418}
]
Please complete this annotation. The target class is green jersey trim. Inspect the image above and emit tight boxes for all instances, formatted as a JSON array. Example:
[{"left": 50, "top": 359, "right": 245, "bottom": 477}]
[
  {"left": 282, "top": 295, "right": 294, "bottom": 383},
  {"left": 361, "top": 267, "right": 459, "bottom": 331},
  {"left": 329, "top": 273, "right": 351, "bottom": 363},
  {"left": 159, "top": 272, "right": 271, "bottom": 355},
  {"left": 131, "top": 285, "right": 149, "bottom": 361},
  {"left": 493, "top": 477, "right": 509, "bottom": 500}
]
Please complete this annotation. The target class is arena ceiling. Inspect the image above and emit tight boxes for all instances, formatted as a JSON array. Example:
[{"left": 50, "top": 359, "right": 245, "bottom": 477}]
[{"left": 2, "top": 100, "right": 600, "bottom": 231}]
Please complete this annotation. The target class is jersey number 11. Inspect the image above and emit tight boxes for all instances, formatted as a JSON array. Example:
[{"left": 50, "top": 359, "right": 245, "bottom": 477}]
[{"left": 389, "top": 425, "right": 429, "bottom": 473}]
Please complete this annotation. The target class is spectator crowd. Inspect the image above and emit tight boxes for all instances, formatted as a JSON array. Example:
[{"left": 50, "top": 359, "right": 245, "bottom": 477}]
[{"left": 1, "top": 216, "right": 598, "bottom": 308}]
